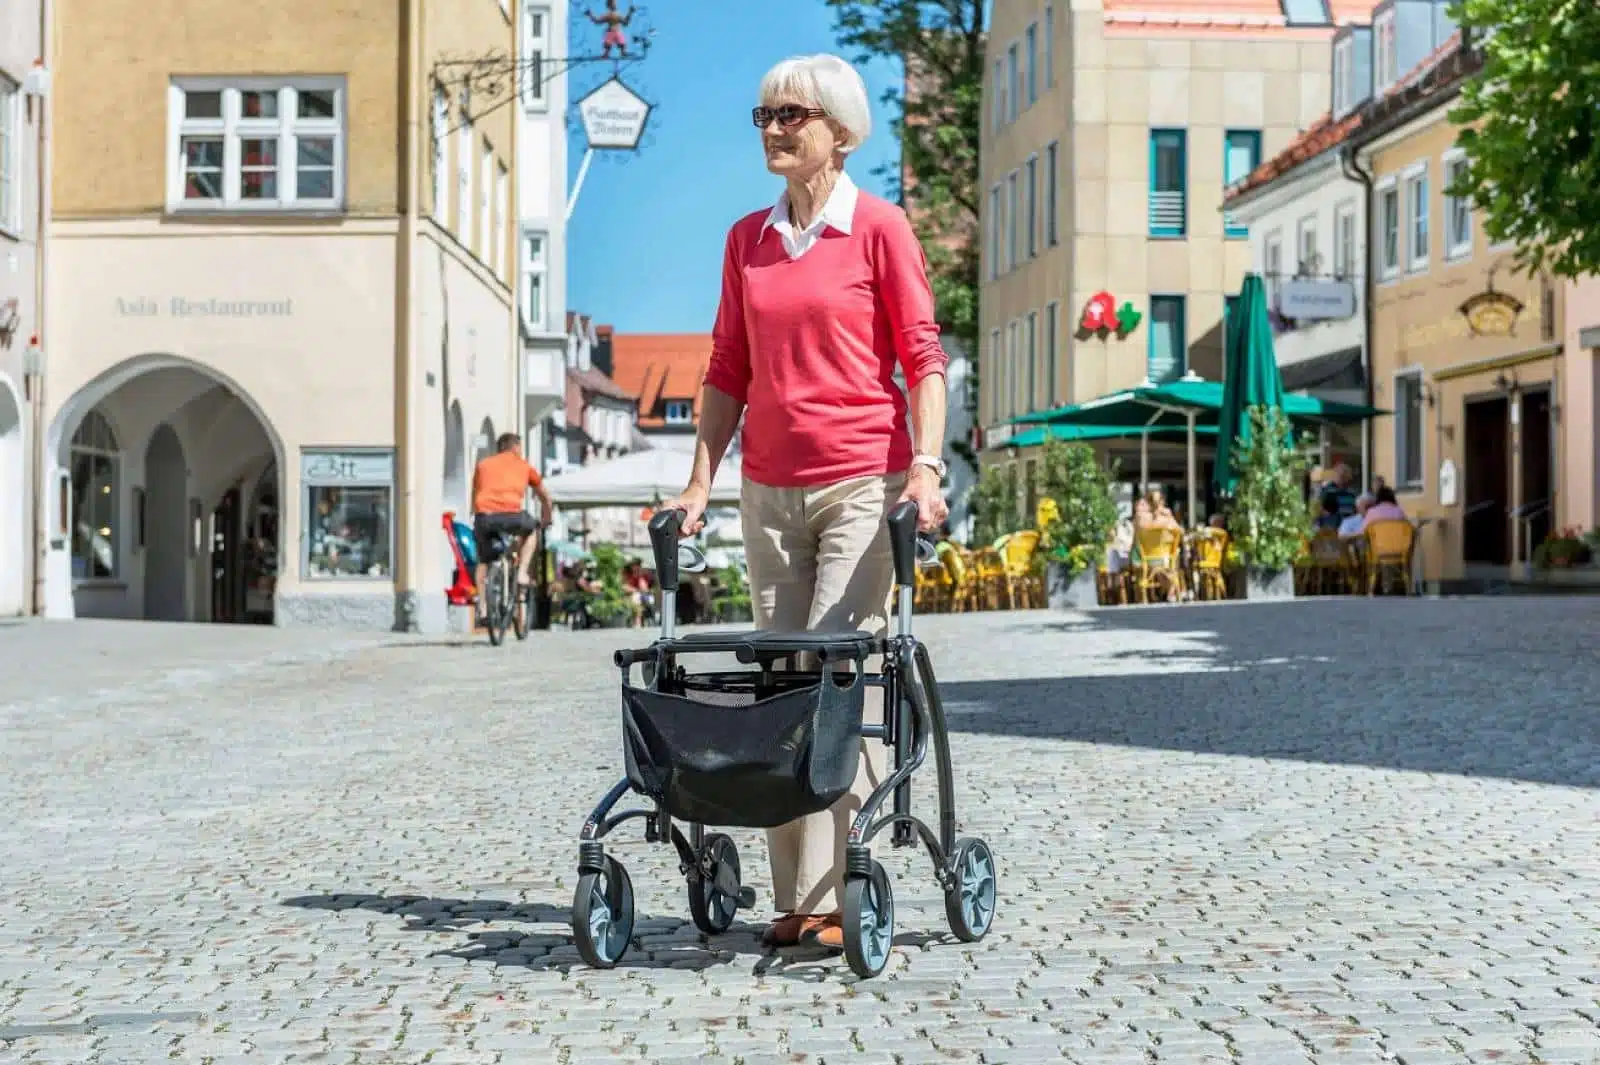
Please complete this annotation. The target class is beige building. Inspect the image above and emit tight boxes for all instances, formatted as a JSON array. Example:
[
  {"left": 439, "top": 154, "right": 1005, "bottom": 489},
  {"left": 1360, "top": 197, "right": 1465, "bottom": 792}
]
[
  {"left": 41, "top": 0, "right": 525, "bottom": 630},
  {"left": 980, "top": 0, "right": 1371, "bottom": 474},
  {"left": 1355, "top": 39, "right": 1597, "bottom": 584}
]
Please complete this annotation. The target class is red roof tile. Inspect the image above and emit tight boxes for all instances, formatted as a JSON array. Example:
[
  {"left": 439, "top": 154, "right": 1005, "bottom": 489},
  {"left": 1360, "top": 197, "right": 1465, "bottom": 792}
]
[
  {"left": 1101, "top": 0, "right": 1380, "bottom": 35},
  {"left": 608, "top": 333, "right": 713, "bottom": 429}
]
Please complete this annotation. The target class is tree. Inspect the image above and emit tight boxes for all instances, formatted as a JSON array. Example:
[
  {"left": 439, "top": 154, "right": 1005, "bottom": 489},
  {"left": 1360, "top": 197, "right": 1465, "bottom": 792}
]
[
  {"left": 826, "top": 0, "right": 984, "bottom": 354},
  {"left": 1448, "top": 0, "right": 1600, "bottom": 278},
  {"left": 1034, "top": 441, "right": 1119, "bottom": 576}
]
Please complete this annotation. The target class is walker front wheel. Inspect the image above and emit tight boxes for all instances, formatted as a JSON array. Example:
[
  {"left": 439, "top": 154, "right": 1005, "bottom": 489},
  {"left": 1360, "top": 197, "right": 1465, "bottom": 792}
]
[
  {"left": 943, "top": 837, "right": 998, "bottom": 943},
  {"left": 687, "top": 832, "right": 741, "bottom": 935},
  {"left": 573, "top": 855, "right": 635, "bottom": 969},
  {"left": 842, "top": 860, "right": 895, "bottom": 979}
]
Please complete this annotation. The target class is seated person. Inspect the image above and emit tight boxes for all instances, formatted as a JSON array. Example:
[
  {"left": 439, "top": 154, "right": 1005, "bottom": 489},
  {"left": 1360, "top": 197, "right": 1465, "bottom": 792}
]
[
  {"left": 622, "top": 560, "right": 654, "bottom": 627},
  {"left": 1339, "top": 493, "right": 1374, "bottom": 538},
  {"left": 1361, "top": 485, "right": 1407, "bottom": 529},
  {"left": 1313, "top": 494, "right": 1343, "bottom": 533},
  {"left": 1145, "top": 489, "right": 1182, "bottom": 530}
]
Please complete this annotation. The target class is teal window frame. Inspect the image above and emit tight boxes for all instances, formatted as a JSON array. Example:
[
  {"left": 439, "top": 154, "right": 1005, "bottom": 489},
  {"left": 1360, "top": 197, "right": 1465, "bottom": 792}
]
[
  {"left": 1148, "top": 295, "right": 1187, "bottom": 384},
  {"left": 1148, "top": 128, "right": 1187, "bottom": 238},
  {"left": 1223, "top": 129, "right": 1262, "bottom": 239}
]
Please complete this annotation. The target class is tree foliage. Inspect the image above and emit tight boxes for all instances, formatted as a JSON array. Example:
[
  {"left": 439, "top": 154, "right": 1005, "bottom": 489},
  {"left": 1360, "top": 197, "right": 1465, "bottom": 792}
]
[
  {"left": 1034, "top": 441, "right": 1119, "bottom": 575},
  {"left": 969, "top": 462, "right": 1021, "bottom": 547},
  {"left": 1448, "top": 0, "right": 1600, "bottom": 278},
  {"left": 1224, "top": 407, "right": 1314, "bottom": 573},
  {"left": 826, "top": 0, "right": 984, "bottom": 353}
]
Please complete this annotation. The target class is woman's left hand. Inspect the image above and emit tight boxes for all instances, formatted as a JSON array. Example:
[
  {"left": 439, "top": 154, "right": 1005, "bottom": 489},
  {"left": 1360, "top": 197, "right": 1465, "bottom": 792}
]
[{"left": 897, "top": 467, "right": 948, "bottom": 532}]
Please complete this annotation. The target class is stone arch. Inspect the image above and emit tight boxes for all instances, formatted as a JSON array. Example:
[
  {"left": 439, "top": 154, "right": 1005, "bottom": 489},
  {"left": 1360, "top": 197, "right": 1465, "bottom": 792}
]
[{"left": 0, "top": 374, "right": 25, "bottom": 616}]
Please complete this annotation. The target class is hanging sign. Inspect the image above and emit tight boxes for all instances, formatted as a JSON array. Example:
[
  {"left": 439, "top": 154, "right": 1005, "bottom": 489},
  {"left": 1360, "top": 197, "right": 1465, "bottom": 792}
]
[{"left": 578, "top": 77, "right": 652, "bottom": 151}]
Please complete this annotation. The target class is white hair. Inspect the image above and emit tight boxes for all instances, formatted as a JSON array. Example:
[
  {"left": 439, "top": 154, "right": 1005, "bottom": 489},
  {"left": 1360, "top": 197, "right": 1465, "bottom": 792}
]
[{"left": 758, "top": 54, "right": 872, "bottom": 153}]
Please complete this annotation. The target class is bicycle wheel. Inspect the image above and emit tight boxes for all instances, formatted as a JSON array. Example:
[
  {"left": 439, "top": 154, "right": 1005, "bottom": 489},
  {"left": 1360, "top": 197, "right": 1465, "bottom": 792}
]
[
  {"left": 486, "top": 560, "right": 508, "bottom": 646},
  {"left": 512, "top": 567, "right": 530, "bottom": 641}
]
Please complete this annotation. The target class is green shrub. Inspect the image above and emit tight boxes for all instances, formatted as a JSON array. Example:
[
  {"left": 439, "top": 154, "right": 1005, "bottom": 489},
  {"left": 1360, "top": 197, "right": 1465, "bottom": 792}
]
[
  {"left": 1034, "top": 439, "right": 1119, "bottom": 576},
  {"left": 1224, "top": 405, "right": 1316, "bottom": 572}
]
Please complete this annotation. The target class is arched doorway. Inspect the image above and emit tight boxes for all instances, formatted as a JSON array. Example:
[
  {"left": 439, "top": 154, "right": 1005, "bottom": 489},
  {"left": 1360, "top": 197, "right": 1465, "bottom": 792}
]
[
  {"left": 47, "top": 356, "right": 284, "bottom": 622},
  {"left": 477, "top": 417, "right": 496, "bottom": 465},
  {"left": 444, "top": 401, "right": 466, "bottom": 513},
  {"left": 0, "top": 376, "right": 23, "bottom": 617}
]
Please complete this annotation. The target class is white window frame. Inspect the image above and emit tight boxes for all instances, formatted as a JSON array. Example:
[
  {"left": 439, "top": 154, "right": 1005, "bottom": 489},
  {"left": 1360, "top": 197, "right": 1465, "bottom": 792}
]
[
  {"left": 479, "top": 139, "right": 493, "bottom": 258},
  {"left": 1044, "top": 300, "right": 1060, "bottom": 406},
  {"left": 1025, "top": 309, "right": 1039, "bottom": 411},
  {"left": 992, "top": 59, "right": 1006, "bottom": 131},
  {"left": 1334, "top": 200, "right": 1357, "bottom": 280},
  {"left": 1392, "top": 366, "right": 1425, "bottom": 492},
  {"left": 166, "top": 78, "right": 345, "bottom": 212},
  {"left": 431, "top": 85, "right": 449, "bottom": 222},
  {"left": 664, "top": 400, "right": 693, "bottom": 425},
  {"left": 1295, "top": 214, "right": 1318, "bottom": 277},
  {"left": 494, "top": 160, "right": 508, "bottom": 278},
  {"left": 1333, "top": 36, "right": 1353, "bottom": 114},
  {"left": 1442, "top": 147, "right": 1472, "bottom": 261},
  {"left": 1375, "top": 176, "right": 1400, "bottom": 281},
  {"left": 1045, "top": 5, "right": 1055, "bottom": 89},
  {"left": 1025, "top": 152, "right": 1038, "bottom": 259},
  {"left": 987, "top": 327, "right": 1003, "bottom": 424},
  {"left": 1007, "top": 319, "right": 1021, "bottom": 417},
  {"left": 987, "top": 182, "right": 1002, "bottom": 279},
  {"left": 1403, "top": 162, "right": 1429, "bottom": 273},
  {"left": 1006, "top": 169, "right": 1019, "bottom": 271},
  {"left": 1025, "top": 22, "right": 1039, "bottom": 107},
  {"left": 520, "top": 228, "right": 548, "bottom": 331},
  {"left": 1374, "top": 10, "right": 1397, "bottom": 93},
  {"left": 1007, "top": 43, "right": 1020, "bottom": 123},
  {"left": 0, "top": 73, "right": 19, "bottom": 235},
  {"left": 1045, "top": 141, "right": 1059, "bottom": 246},
  {"left": 523, "top": 6, "right": 551, "bottom": 111},
  {"left": 1263, "top": 229, "right": 1283, "bottom": 307},
  {"left": 457, "top": 115, "right": 473, "bottom": 239}
]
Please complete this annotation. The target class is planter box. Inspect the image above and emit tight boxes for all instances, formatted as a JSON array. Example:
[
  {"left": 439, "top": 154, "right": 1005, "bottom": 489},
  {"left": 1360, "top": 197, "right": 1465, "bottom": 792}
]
[
  {"left": 1046, "top": 560, "right": 1099, "bottom": 610},
  {"left": 1245, "top": 565, "right": 1295, "bottom": 601}
]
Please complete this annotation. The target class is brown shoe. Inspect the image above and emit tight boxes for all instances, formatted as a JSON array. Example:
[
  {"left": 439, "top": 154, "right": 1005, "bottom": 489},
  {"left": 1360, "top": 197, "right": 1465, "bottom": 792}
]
[
  {"left": 799, "top": 913, "right": 844, "bottom": 951},
  {"left": 761, "top": 913, "right": 806, "bottom": 947}
]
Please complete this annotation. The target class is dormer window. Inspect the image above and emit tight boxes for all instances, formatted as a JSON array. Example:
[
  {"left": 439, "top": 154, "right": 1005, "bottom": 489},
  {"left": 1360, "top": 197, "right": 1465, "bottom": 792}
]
[
  {"left": 1333, "top": 36, "right": 1354, "bottom": 115},
  {"left": 1279, "top": 0, "right": 1330, "bottom": 25},
  {"left": 1374, "top": 9, "right": 1398, "bottom": 93}
]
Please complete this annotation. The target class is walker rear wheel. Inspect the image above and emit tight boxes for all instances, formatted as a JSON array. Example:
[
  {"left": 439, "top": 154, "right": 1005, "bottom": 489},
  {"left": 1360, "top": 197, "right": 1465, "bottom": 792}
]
[
  {"left": 943, "top": 837, "right": 998, "bottom": 942},
  {"left": 573, "top": 855, "right": 635, "bottom": 969},
  {"left": 842, "top": 860, "right": 895, "bottom": 979},
  {"left": 687, "top": 833, "right": 741, "bottom": 935}
]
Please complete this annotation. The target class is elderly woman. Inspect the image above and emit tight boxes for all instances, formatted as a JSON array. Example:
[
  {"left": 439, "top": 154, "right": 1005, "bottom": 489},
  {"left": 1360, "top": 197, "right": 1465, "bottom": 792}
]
[{"left": 661, "top": 53, "right": 949, "bottom": 952}]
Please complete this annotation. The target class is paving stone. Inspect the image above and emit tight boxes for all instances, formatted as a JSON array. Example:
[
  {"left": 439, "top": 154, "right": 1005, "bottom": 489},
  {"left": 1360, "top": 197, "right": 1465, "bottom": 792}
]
[{"left": 0, "top": 601, "right": 1597, "bottom": 1065}]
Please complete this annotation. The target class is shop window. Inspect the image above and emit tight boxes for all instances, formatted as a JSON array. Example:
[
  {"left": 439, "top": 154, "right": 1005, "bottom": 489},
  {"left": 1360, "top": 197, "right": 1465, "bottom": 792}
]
[
  {"left": 302, "top": 449, "right": 394, "bottom": 579},
  {"left": 70, "top": 410, "right": 120, "bottom": 581}
]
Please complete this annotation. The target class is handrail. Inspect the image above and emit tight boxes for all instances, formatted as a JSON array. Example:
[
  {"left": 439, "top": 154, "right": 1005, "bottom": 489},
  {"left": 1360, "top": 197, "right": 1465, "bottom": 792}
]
[
  {"left": 1509, "top": 498, "right": 1549, "bottom": 520},
  {"left": 1462, "top": 500, "right": 1497, "bottom": 518}
]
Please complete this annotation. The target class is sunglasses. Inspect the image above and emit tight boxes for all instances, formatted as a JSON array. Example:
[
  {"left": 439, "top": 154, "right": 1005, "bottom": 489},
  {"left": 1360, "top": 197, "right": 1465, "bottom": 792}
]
[{"left": 752, "top": 104, "right": 827, "bottom": 129}]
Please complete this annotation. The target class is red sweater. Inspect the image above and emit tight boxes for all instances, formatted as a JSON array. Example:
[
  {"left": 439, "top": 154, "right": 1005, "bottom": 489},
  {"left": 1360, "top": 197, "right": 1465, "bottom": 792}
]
[{"left": 703, "top": 189, "right": 947, "bottom": 488}]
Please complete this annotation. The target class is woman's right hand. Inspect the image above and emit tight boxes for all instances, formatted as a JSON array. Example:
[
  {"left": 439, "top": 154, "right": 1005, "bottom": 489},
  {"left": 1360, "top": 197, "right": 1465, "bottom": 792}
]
[{"left": 660, "top": 483, "right": 710, "bottom": 537}]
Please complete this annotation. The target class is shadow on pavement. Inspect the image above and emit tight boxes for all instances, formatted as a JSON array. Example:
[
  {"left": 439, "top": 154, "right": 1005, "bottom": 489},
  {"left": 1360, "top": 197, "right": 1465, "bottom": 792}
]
[
  {"left": 282, "top": 893, "right": 941, "bottom": 978},
  {"left": 941, "top": 598, "right": 1600, "bottom": 789}
]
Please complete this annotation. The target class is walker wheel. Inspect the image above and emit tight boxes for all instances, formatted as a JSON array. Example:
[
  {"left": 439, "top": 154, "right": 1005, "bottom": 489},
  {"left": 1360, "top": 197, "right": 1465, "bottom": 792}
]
[
  {"left": 573, "top": 855, "right": 635, "bottom": 969},
  {"left": 687, "top": 833, "right": 741, "bottom": 935},
  {"left": 943, "top": 837, "right": 998, "bottom": 943},
  {"left": 842, "top": 860, "right": 895, "bottom": 979}
]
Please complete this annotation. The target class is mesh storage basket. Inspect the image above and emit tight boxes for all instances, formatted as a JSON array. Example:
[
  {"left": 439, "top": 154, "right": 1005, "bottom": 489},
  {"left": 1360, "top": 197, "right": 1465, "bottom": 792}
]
[{"left": 622, "top": 669, "right": 866, "bottom": 829}]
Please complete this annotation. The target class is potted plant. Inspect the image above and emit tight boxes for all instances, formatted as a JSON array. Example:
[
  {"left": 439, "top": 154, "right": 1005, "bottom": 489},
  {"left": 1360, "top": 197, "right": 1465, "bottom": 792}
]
[
  {"left": 1033, "top": 439, "right": 1119, "bottom": 610},
  {"left": 585, "top": 543, "right": 635, "bottom": 628},
  {"left": 1532, "top": 526, "right": 1594, "bottom": 570},
  {"left": 1224, "top": 405, "right": 1314, "bottom": 600},
  {"left": 710, "top": 563, "right": 752, "bottom": 623}
]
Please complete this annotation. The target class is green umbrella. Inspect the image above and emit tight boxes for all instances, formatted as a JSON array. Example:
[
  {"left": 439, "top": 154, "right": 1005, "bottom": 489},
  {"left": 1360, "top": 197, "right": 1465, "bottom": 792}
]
[
  {"left": 997, "top": 422, "right": 1219, "bottom": 450},
  {"left": 1213, "top": 274, "right": 1286, "bottom": 494}
]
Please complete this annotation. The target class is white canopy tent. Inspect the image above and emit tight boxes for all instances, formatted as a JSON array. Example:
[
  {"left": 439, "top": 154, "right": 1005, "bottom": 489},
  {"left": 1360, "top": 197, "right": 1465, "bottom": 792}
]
[{"left": 542, "top": 448, "right": 743, "bottom": 509}]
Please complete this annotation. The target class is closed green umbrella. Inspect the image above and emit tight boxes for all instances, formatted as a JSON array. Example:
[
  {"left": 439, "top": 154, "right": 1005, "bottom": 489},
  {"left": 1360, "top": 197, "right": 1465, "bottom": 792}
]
[{"left": 1213, "top": 274, "right": 1286, "bottom": 495}]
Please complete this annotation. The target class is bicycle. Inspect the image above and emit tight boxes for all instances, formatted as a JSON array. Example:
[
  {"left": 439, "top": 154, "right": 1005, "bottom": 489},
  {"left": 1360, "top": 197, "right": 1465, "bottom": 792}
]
[{"left": 480, "top": 530, "right": 531, "bottom": 646}]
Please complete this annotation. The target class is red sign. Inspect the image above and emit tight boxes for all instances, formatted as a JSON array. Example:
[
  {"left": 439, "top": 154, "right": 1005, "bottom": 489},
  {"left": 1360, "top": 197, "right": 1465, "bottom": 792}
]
[{"left": 1079, "top": 291, "right": 1121, "bottom": 333}]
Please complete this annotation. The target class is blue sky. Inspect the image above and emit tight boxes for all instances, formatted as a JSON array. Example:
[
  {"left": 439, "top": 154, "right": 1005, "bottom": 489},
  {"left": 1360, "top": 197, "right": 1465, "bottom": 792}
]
[{"left": 565, "top": 0, "right": 904, "bottom": 334}]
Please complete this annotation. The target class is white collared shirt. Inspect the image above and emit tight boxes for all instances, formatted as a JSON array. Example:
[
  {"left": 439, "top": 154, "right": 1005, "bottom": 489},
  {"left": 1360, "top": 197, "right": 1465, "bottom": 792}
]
[{"left": 761, "top": 171, "right": 859, "bottom": 259}]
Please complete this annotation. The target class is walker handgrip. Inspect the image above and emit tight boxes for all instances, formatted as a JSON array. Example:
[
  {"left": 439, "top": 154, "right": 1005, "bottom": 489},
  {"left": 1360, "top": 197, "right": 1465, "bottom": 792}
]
[
  {"left": 887, "top": 500, "right": 919, "bottom": 588},
  {"left": 649, "top": 509, "right": 683, "bottom": 592}
]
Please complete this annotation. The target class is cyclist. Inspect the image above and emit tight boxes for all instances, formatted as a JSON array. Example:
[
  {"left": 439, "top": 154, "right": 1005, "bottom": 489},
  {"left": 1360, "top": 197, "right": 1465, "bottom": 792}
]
[{"left": 470, "top": 432, "right": 554, "bottom": 625}]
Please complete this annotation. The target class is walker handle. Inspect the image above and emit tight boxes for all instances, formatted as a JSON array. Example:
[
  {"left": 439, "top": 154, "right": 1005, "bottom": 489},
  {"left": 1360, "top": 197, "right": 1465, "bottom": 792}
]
[
  {"left": 888, "top": 500, "right": 919, "bottom": 589},
  {"left": 649, "top": 509, "right": 683, "bottom": 592}
]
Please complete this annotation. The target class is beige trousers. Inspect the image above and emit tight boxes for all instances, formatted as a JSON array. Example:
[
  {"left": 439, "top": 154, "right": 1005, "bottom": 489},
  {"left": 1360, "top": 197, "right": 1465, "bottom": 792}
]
[{"left": 740, "top": 472, "right": 902, "bottom": 915}]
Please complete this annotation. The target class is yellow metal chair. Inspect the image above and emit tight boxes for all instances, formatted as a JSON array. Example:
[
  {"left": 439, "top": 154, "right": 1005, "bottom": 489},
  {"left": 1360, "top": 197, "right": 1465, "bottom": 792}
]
[
  {"left": 938, "top": 542, "right": 979, "bottom": 613},
  {"left": 1191, "top": 528, "right": 1230, "bottom": 601},
  {"left": 1307, "top": 529, "right": 1348, "bottom": 595},
  {"left": 970, "top": 546, "right": 1008, "bottom": 610},
  {"left": 1363, "top": 519, "right": 1416, "bottom": 595},
  {"left": 1131, "top": 526, "right": 1184, "bottom": 603},
  {"left": 1001, "top": 529, "right": 1041, "bottom": 609}
]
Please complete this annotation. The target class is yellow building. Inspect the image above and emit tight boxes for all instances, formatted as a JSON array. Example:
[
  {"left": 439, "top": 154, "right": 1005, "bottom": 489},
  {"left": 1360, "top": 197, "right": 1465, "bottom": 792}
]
[
  {"left": 42, "top": 0, "right": 524, "bottom": 629},
  {"left": 979, "top": 0, "right": 1373, "bottom": 481},
  {"left": 1352, "top": 39, "right": 1588, "bottom": 585}
]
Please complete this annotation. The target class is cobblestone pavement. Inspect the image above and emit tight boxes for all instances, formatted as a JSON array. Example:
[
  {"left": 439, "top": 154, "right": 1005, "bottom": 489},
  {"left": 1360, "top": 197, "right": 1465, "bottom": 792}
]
[{"left": 2, "top": 598, "right": 1597, "bottom": 1065}]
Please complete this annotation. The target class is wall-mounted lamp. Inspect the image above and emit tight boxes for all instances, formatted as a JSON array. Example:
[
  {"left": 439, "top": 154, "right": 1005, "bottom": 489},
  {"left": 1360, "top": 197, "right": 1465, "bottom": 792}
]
[{"left": 1494, "top": 370, "right": 1520, "bottom": 396}]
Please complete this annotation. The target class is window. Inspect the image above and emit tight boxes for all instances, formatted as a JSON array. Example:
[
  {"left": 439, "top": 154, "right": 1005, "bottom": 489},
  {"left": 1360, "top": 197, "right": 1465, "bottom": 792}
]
[
  {"left": 1148, "top": 296, "right": 1186, "bottom": 385},
  {"left": 1025, "top": 23, "right": 1039, "bottom": 107},
  {"left": 457, "top": 117, "right": 473, "bottom": 239},
  {"left": 1045, "top": 141, "right": 1059, "bottom": 247},
  {"left": 1006, "top": 320, "right": 1020, "bottom": 416},
  {"left": 987, "top": 182, "right": 1002, "bottom": 279},
  {"left": 1329, "top": 202, "right": 1354, "bottom": 280},
  {"left": 169, "top": 80, "right": 344, "bottom": 210},
  {"left": 1025, "top": 310, "right": 1039, "bottom": 412},
  {"left": 1443, "top": 149, "right": 1472, "bottom": 259},
  {"left": 521, "top": 230, "right": 547, "bottom": 330},
  {"left": 479, "top": 140, "right": 493, "bottom": 257},
  {"left": 0, "top": 74, "right": 18, "bottom": 233},
  {"left": 664, "top": 400, "right": 693, "bottom": 425},
  {"left": 302, "top": 450, "right": 394, "bottom": 579},
  {"left": 70, "top": 410, "right": 120, "bottom": 581},
  {"left": 1006, "top": 169, "right": 1019, "bottom": 270},
  {"left": 1044, "top": 300, "right": 1060, "bottom": 407},
  {"left": 987, "top": 328, "right": 1002, "bottom": 422},
  {"left": 524, "top": 6, "right": 550, "bottom": 110},
  {"left": 1045, "top": 6, "right": 1055, "bottom": 88},
  {"left": 1149, "top": 129, "right": 1187, "bottom": 237},
  {"left": 1263, "top": 231, "right": 1283, "bottom": 307},
  {"left": 1333, "top": 36, "right": 1354, "bottom": 115},
  {"left": 1296, "top": 215, "right": 1318, "bottom": 277},
  {"left": 1279, "top": 0, "right": 1330, "bottom": 24},
  {"left": 992, "top": 59, "right": 1006, "bottom": 131},
  {"left": 1374, "top": 11, "right": 1397, "bottom": 92},
  {"left": 1377, "top": 180, "right": 1400, "bottom": 279},
  {"left": 1405, "top": 166, "right": 1429, "bottom": 271},
  {"left": 494, "top": 160, "right": 508, "bottom": 277},
  {"left": 1007, "top": 44, "right": 1020, "bottom": 123},
  {"left": 431, "top": 85, "right": 448, "bottom": 221},
  {"left": 1223, "top": 130, "right": 1261, "bottom": 238},
  {"left": 1025, "top": 154, "right": 1038, "bottom": 259},
  {"left": 1393, "top": 370, "right": 1424, "bottom": 490}
]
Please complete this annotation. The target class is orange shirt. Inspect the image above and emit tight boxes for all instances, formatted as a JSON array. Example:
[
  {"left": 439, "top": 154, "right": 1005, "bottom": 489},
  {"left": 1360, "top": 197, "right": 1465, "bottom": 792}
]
[{"left": 472, "top": 452, "right": 543, "bottom": 514}]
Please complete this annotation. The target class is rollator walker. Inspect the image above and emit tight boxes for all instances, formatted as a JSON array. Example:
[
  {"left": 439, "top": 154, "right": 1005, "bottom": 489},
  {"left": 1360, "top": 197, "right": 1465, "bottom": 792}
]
[{"left": 571, "top": 500, "right": 998, "bottom": 978}]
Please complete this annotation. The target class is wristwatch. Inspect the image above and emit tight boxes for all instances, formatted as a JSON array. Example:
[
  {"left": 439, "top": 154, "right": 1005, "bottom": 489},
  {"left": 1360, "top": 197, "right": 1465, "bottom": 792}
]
[{"left": 911, "top": 453, "right": 948, "bottom": 479}]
